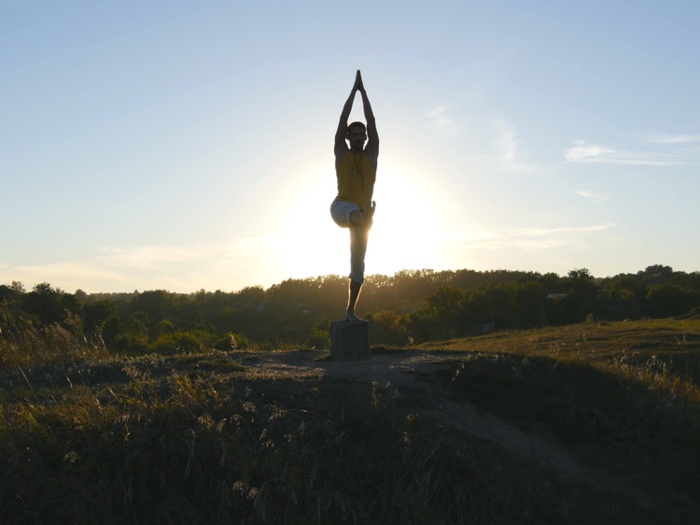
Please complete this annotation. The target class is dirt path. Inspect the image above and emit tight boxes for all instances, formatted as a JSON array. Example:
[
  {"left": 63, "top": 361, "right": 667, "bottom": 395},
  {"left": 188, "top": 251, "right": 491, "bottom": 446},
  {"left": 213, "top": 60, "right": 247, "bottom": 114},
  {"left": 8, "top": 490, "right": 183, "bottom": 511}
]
[{"left": 232, "top": 349, "right": 672, "bottom": 509}]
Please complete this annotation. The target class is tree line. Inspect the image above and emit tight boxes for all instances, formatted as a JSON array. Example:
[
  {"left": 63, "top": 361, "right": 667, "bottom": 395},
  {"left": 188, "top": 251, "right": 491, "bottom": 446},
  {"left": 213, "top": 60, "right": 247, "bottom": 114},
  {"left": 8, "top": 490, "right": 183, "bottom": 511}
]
[{"left": 1, "top": 264, "right": 699, "bottom": 354}]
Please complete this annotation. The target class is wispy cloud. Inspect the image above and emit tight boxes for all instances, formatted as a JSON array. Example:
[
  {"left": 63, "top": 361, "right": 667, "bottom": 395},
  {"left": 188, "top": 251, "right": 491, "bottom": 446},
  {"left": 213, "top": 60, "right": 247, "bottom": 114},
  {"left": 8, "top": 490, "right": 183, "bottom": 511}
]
[
  {"left": 496, "top": 120, "right": 517, "bottom": 163},
  {"left": 647, "top": 133, "right": 700, "bottom": 144},
  {"left": 490, "top": 119, "right": 537, "bottom": 174},
  {"left": 503, "top": 224, "right": 615, "bottom": 236},
  {"left": 98, "top": 237, "right": 294, "bottom": 271},
  {"left": 425, "top": 104, "right": 458, "bottom": 133},
  {"left": 0, "top": 237, "right": 295, "bottom": 293},
  {"left": 443, "top": 223, "right": 615, "bottom": 251},
  {"left": 564, "top": 140, "right": 685, "bottom": 166},
  {"left": 1, "top": 262, "right": 130, "bottom": 293},
  {"left": 564, "top": 141, "right": 616, "bottom": 162},
  {"left": 11, "top": 263, "right": 126, "bottom": 281},
  {"left": 574, "top": 190, "right": 609, "bottom": 203},
  {"left": 99, "top": 244, "right": 226, "bottom": 270}
]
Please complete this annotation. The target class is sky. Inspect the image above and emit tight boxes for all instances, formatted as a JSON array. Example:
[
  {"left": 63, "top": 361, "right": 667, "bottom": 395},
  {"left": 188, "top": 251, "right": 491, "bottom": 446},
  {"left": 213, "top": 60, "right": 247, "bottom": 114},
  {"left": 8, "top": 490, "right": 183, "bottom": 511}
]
[{"left": 2, "top": 0, "right": 699, "bottom": 293}]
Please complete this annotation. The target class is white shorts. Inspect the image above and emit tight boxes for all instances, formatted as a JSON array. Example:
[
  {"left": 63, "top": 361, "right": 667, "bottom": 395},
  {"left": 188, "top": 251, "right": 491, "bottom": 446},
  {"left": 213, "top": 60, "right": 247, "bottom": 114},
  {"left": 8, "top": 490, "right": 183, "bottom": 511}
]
[
  {"left": 330, "top": 198, "right": 361, "bottom": 228},
  {"left": 330, "top": 199, "right": 369, "bottom": 285}
]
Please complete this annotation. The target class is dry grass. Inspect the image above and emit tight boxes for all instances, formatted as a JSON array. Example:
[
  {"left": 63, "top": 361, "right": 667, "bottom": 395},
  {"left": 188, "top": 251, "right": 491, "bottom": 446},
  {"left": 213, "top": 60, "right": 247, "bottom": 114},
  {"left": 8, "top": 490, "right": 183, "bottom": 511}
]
[
  {"left": 0, "top": 309, "right": 109, "bottom": 369},
  {"left": 2, "top": 317, "right": 700, "bottom": 523},
  {"left": 427, "top": 318, "right": 700, "bottom": 522},
  {"left": 0, "top": 363, "right": 586, "bottom": 524}
]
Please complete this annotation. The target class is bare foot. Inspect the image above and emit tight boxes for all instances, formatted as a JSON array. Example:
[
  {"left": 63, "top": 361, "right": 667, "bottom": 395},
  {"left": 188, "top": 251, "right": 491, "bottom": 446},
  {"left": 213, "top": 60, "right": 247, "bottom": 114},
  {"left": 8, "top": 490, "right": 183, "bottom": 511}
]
[{"left": 346, "top": 310, "right": 365, "bottom": 323}]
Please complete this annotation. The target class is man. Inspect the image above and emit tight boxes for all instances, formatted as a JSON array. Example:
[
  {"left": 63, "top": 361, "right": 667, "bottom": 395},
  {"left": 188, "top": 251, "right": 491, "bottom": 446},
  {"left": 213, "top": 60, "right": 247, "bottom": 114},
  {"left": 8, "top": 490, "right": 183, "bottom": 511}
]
[{"left": 330, "top": 70, "right": 379, "bottom": 323}]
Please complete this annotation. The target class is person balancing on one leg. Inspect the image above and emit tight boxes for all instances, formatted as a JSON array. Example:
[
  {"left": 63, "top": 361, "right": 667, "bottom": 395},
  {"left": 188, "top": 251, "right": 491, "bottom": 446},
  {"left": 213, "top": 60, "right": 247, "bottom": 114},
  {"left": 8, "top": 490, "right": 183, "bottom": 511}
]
[{"left": 330, "top": 70, "right": 379, "bottom": 323}]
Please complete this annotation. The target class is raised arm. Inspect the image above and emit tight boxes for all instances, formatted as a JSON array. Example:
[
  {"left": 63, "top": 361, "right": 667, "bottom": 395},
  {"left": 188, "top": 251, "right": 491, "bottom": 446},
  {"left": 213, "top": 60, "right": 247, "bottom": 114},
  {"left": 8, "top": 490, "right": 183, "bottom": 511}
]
[
  {"left": 357, "top": 72, "right": 379, "bottom": 159},
  {"left": 334, "top": 71, "right": 361, "bottom": 156}
]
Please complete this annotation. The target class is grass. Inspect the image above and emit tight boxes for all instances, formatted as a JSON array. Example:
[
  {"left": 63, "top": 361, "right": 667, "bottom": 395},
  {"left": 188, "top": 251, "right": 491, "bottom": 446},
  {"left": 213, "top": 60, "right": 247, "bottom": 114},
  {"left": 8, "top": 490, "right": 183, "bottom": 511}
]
[
  {"left": 1, "top": 317, "right": 700, "bottom": 523},
  {"left": 426, "top": 318, "right": 700, "bottom": 523},
  {"left": 423, "top": 318, "right": 700, "bottom": 386},
  {"left": 0, "top": 309, "right": 109, "bottom": 369},
  {"left": 0, "top": 366, "right": 574, "bottom": 524}
]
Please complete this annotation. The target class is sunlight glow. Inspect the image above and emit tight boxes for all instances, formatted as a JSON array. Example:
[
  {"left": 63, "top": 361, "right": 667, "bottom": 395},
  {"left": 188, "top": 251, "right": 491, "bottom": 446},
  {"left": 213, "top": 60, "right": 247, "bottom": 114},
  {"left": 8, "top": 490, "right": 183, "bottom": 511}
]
[
  {"left": 266, "top": 155, "right": 461, "bottom": 281},
  {"left": 365, "top": 164, "right": 442, "bottom": 275}
]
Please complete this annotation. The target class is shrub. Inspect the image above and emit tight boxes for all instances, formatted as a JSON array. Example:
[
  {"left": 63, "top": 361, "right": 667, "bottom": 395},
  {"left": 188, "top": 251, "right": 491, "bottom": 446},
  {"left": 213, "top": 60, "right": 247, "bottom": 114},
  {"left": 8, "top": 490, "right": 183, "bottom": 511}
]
[
  {"left": 305, "top": 328, "right": 330, "bottom": 350},
  {"left": 368, "top": 310, "right": 409, "bottom": 346},
  {"left": 151, "top": 332, "right": 203, "bottom": 355},
  {"left": 214, "top": 332, "right": 251, "bottom": 351}
]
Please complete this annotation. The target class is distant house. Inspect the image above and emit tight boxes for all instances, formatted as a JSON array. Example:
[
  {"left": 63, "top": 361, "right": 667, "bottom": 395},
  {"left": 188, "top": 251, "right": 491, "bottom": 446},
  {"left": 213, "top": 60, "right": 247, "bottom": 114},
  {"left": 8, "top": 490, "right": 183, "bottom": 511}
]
[{"left": 547, "top": 293, "right": 567, "bottom": 300}]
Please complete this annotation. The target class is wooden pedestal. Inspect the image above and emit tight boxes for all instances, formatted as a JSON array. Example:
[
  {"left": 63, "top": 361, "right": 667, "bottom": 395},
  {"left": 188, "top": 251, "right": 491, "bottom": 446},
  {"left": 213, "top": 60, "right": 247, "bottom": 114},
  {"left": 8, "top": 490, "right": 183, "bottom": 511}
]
[{"left": 330, "top": 320, "right": 370, "bottom": 361}]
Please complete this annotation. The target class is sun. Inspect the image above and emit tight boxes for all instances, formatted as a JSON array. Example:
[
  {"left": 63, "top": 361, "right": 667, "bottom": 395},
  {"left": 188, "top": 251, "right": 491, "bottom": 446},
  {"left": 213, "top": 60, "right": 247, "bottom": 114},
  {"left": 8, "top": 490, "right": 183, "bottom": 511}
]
[
  {"left": 264, "top": 155, "right": 454, "bottom": 282},
  {"left": 365, "top": 173, "right": 440, "bottom": 275}
]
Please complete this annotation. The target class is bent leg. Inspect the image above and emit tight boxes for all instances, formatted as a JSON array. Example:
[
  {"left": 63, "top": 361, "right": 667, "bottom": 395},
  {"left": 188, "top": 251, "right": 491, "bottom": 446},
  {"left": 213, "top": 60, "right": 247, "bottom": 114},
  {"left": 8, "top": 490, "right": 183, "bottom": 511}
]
[
  {"left": 349, "top": 209, "right": 364, "bottom": 227},
  {"left": 330, "top": 199, "right": 362, "bottom": 228},
  {"left": 332, "top": 199, "right": 373, "bottom": 321},
  {"left": 330, "top": 199, "right": 375, "bottom": 229}
]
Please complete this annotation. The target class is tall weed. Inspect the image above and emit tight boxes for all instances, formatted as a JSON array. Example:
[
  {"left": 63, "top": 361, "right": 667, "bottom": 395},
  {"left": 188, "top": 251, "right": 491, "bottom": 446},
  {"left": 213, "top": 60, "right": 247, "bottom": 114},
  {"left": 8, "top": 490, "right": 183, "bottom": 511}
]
[{"left": 0, "top": 308, "right": 108, "bottom": 368}]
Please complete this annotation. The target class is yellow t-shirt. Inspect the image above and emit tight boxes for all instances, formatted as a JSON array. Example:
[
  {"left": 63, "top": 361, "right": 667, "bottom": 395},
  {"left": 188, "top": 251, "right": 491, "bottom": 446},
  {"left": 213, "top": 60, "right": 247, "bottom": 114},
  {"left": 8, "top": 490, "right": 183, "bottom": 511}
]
[{"left": 335, "top": 151, "right": 376, "bottom": 211}]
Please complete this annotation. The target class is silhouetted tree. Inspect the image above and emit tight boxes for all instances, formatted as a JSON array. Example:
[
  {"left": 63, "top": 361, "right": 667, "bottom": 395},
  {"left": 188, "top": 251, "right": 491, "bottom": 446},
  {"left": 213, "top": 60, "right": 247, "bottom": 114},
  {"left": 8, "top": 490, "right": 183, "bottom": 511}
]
[
  {"left": 646, "top": 285, "right": 692, "bottom": 317},
  {"left": 22, "top": 282, "right": 66, "bottom": 326}
]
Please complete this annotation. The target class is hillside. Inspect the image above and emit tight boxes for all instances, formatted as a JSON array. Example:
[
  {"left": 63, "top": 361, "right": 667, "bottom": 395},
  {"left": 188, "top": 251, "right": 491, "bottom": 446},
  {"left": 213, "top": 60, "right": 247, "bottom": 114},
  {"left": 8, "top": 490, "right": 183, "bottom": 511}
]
[{"left": 1, "top": 318, "right": 700, "bottom": 523}]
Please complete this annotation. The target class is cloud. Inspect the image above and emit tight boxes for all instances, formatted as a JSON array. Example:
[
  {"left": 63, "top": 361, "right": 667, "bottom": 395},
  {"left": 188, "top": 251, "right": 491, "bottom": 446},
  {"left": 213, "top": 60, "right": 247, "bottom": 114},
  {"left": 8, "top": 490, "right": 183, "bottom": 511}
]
[
  {"left": 99, "top": 244, "right": 225, "bottom": 270},
  {"left": 0, "top": 237, "right": 296, "bottom": 293},
  {"left": 504, "top": 224, "right": 615, "bottom": 236},
  {"left": 98, "top": 237, "right": 293, "bottom": 270},
  {"left": 496, "top": 122, "right": 517, "bottom": 163},
  {"left": 11, "top": 263, "right": 125, "bottom": 281},
  {"left": 647, "top": 133, "right": 700, "bottom": 144},
  {"left": 564, "top": 141, "right": 616, "bottom": 162},
  {"left": 0, "top": 262, "right": 129, "bottom": 293},
  {"left": 565, "top": 139, "right": 691, "bottom": 166},
  {"left": 442, "top": 230, "right": 502, "bottom": 243},
  {"left": 490, "top": 119, "right": 537, "bottom": 174},
  {"left": 574, "top": 190, "right": 609, "bottom": 203},
  {"left": 443, "top": 223, "right": 615, "bottom": 252},
  {"left": 424, "top": 104, "right": 461, "bottom": 134}
]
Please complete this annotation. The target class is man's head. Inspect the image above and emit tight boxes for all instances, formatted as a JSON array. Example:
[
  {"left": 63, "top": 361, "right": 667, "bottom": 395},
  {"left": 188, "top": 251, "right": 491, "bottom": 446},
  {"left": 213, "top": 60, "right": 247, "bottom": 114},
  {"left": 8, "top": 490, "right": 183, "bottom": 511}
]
[{"left": 346, "top": 121, "right": 367, "bottom": 151}]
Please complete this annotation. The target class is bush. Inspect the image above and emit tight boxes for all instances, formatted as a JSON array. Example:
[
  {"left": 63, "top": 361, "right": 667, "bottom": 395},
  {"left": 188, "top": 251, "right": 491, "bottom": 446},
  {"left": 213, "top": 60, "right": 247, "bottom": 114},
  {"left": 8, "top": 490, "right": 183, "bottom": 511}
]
[
  {"left": 151, "top": 332, "right": 203, "bottom": 355},
  {"left": 368, "top": 311, "right": 409, "bottom": 346},
  {"left": 111, "top": 334, "right": 150, "bottom": 356},
  {"left": 214, "top": 332, "right": 251, "bottom": 351},
  {"left": 305, "top": 328, "right": 330, "bottom": 350}
]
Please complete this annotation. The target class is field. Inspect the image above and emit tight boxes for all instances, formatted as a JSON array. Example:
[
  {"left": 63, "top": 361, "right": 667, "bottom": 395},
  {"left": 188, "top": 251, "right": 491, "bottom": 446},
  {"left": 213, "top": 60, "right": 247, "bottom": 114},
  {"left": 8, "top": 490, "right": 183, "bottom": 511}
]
[{"left": 2, "top": 318, "right": 700, "bottom": 524}]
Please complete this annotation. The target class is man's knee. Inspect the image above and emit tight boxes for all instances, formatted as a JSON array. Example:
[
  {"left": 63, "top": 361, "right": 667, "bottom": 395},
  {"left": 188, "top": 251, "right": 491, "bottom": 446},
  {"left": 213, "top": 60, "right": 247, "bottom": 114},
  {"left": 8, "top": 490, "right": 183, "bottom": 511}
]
[{"left": 349, "top": 210, "right": 364, "bottom": 227}]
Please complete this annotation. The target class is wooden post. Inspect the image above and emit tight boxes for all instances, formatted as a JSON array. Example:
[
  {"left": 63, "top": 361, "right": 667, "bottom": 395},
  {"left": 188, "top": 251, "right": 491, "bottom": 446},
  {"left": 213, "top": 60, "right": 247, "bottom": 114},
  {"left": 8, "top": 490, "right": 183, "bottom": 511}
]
[{"left": 330, "top": 320, "right": 370, "bottom": 361}]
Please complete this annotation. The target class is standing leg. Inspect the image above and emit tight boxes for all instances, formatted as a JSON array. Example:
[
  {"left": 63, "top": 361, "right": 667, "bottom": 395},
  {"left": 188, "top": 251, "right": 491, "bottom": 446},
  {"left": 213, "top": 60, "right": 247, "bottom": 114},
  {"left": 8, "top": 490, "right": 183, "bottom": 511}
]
[
  {"left": 347, "top": 224, "right": 369, "bottom": 322},
  {"left": 347, "top": 279, "right": 363, "bottom": 322}
]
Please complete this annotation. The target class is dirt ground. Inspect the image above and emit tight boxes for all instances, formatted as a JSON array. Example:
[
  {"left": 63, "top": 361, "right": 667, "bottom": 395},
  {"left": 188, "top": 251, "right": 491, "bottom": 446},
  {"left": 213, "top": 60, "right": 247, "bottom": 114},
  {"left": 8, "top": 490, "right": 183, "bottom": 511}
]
[{"left": 233, "top": 349, "right": 699, "bottom": 520}]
